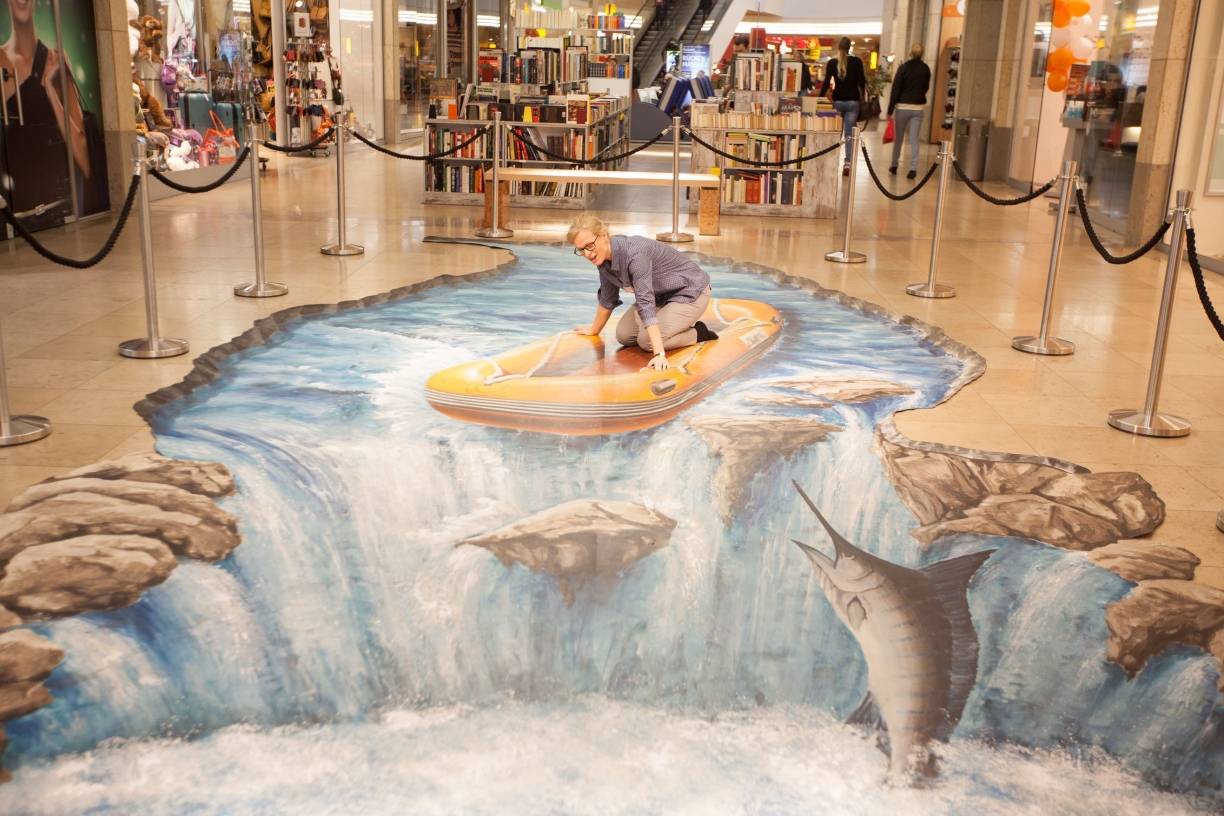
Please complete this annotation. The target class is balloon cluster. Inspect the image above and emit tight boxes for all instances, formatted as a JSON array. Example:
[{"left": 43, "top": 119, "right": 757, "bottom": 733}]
[{"left": 1045, "top": 0, "right": 1097, "bottom": 92}]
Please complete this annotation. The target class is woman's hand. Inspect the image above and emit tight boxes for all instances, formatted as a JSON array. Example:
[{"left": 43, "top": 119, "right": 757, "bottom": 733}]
[
  {"left": 642, "top": 353, "right": 670, "bottom": 372},
  {"left": 573, "top": 325, "right": 599, "bottom": 336}
]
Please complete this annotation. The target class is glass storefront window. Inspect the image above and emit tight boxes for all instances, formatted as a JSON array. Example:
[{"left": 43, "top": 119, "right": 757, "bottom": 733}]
[
  {"left": 1009, "top": 0, "right": 1162, "bottom": 234},
  {"left": 1077, "top": 0, "right": 1160, "bottom": 230},
  {"left": 399, "top": 0, "right": 435, "bottom": 132}
]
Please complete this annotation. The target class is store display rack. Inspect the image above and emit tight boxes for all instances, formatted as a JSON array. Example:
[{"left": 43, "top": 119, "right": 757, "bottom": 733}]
[
  {"left": 423, "top": 95, "right": 630, "bottom": 209},
  {"left": 283, "top": 38, "right": 342, "bottom": 157},
  {"left": 688, "top": 124, "right": 841, "bottom": 218}
]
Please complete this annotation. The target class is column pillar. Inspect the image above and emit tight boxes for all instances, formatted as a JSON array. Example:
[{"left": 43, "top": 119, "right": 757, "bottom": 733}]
[
  {"left": 436, "top": 0, "right": 448, "bottom": 78},
  {"left": 1127, "top": 0, "right": 1198, "bottom": 244},
  {"left": 91, "top": 0, "right": 140, "bottom": 208},
  {"left": 383, "top": 0, "right": 400, "bottom": 142}
]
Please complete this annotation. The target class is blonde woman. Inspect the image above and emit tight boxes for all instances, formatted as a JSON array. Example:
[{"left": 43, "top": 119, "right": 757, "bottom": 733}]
[
  {"left": 567, "top": 215, "right": 716, "bottom": 372},
  {"left": 819, "top": 36, "right": 867, "bottom": 175},
  {"left": 887, "top": 43, "right": 931, "bottom": 180}
]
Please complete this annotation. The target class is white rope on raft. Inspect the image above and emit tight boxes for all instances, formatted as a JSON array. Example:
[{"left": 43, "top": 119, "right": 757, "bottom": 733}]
[
  {"left": 483, "top": 331, "right": 568, "bottom": 385},
  {"left": 481, "top": 305, "right": 772, "bottom": 384}
]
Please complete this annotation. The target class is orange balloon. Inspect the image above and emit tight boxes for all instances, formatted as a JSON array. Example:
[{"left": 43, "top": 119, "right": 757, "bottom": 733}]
[
  {"left": 1047, "top": 71, "right": 1069, "bottom": 93},
  {"left": 1053, "top": 0, "right": 1067, "bottom": 9},
  {"left": 1052, "top": 7, "right": 1071, "bottom": 27},
  {"left": 1067, "top": 0, "right": 1091, "bottom": 15},
  {"left": 1046, "top": 47, "right": 1074, "bottom": 74}
]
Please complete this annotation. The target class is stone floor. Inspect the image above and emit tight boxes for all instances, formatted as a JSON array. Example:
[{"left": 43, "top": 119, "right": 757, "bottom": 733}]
[{"left": 2, "top": 131, "right": 1222, "bottom": 586}]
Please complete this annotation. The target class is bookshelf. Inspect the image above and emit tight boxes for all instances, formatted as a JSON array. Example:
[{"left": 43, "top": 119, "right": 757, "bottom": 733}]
[
  {"left": 688, "top": 106, "right": 842, "bottom": 218},
  {"left": 423, "top": 94, "right": 631, "bottom": 209},
  {"left": 514, "top": 28, "right": 634, "bottom": 99}
]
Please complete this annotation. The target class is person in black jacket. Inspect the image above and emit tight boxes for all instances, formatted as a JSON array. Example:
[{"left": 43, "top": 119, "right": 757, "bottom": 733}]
[
  {"left": 819, "top": 37, "right": 867, "bottom": 175},
  {"left": 887, "top": 44, "right": 931, "bottom": 180}
]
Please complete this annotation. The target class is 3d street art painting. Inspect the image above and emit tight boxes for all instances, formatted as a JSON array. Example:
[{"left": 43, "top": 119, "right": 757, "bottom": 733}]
[{"left": 0, "top": 242, "right": 1221, "bottom": 814}]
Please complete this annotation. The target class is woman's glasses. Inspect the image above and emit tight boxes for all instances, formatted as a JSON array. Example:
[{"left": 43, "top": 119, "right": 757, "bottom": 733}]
[{"left": 573, "top": 240, "right": 598, "bottom": 257}]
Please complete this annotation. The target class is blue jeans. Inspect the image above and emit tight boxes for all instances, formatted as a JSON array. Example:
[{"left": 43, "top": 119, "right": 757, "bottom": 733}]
[
  {"left": 834, "top": 100, "right": 860, "bottom": 164},
  {"left": 890, "top": 108, "right": 923, "bottom": 172}
]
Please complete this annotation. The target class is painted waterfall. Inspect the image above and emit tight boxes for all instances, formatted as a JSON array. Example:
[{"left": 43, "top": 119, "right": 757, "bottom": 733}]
[{"left": 0, "top": 243, "right": 1219, "bottom": 815}]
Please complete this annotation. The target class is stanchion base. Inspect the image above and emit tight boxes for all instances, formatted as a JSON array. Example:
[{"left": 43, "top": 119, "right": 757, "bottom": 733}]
[
  {"left": 1216, "top": 509, "right": 1224, "bottom": 534},
  {"left": 0, "top": 415, "right": 51, "bottom": 447},
  {"left": 1107, "top": 409, "right": 1191, "bottom": 438},
  {"left": 234, "top": 281, "right": 289, "bottom": 298},
  {"left": 320, "top": 243, "right": 364, "bottom": 256},
  {"left": 906, "top": 282, "right": 956, "bottom": 299},
  {"left": 474, "top": 227, "right": 514, "bottom": 239},
  {"left": 1011, "top": 335, "right": 1075, "bottom": 356},
  {"left": 825, "top": 250, "right": 867, "bottom": 264},
  {"left": 118, "top": 337, "right": 190, "bottom": 359},
  {"left": 656, "top": 231, "right": 694, "bottom": 243}
]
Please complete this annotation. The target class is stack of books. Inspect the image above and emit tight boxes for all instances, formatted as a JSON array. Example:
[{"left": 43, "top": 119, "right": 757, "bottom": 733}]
[{"left": 721, "top": 170, "right": 804, "bottom": 206}]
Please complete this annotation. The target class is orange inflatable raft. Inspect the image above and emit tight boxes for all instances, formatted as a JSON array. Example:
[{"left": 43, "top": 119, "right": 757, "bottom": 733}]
[{"left": 424, "top": 298, "right": 782, "bottom": 435}]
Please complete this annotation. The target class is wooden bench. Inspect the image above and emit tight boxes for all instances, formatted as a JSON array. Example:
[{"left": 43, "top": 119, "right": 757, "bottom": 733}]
[{"left": 482, "top": 168, "right": 721, "bottom": 236}]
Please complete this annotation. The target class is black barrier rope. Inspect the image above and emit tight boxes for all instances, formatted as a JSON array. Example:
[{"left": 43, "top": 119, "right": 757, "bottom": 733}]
[
  {"left": 507, "top": 126, "right": 671, "bottom": 166},
  {"left": 1186, "top": 228, "right": 1224, "bottom": 342},
  {"left": 1074, "top": 186, "right": 1170, "bottom": 265},
  {"left": 261, "top": 127, "right": 336, "bottom": 154},
  {"left": 147, "top": 146, "right": 252, "bottom": 193},
  {"left": 1, "top": 173, "right": 141, "bottom": 269},
  {"left": 953, "top": 159, "right": 1055, "bottom": 205},
  {"left": 860, "top": 147, "right": 939, "bottom": 201},
  {"left": 683, "top": 127, "right": 844, "bottom": 167},
  {"left": 348, "top": 124, "right": 491, "bottom": 160}
]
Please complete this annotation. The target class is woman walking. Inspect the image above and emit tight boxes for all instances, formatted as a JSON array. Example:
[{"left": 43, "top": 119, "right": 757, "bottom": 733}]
[
  {"left": 819, "top": 37, "right": 867, "bottom": 176},
  {"left": 887, "top": 43, "right": 932, "bottom": 180}
]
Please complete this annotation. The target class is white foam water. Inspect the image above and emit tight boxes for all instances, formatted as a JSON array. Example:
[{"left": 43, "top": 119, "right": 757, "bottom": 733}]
[{"left": 2, "top": 698, "right": 1209, "bottom": 816}]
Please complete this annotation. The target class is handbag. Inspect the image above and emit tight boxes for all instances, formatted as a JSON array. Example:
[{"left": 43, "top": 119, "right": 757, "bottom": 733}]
[
  {"left": 863, "top": 95, "right": 882, "bottom": 121},
  {"left": 882, "top": 116, "right": 896, "bottom": 144},
  {"left": 203, "top": 110, "right": 240, "bottom": 164}
]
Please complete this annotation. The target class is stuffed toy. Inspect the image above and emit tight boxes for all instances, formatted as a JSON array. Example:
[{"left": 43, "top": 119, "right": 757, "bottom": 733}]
[
  {"left": 132, "top": 15, "right": 166, "bottom": 64},
  {"left": 165, "top": 141, "right": 199, "bottom": 171},
  {"left": 133, "top": 75, "right": 172, "bottom": 129},
  {"left": 126, "top": 0, "right": 141, "bottom": 58}
]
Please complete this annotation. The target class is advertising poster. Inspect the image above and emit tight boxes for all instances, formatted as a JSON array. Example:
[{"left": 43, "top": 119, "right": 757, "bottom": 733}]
[
  {"left": 680, "top": 43, "right": 710, "bottom": 78},
  {"left": 1, "top": 0, "right": 110, "bottom": 233}
]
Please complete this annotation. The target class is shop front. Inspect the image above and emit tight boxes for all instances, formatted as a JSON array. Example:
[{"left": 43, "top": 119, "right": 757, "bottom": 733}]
[{"left": 1006, "top": 0, "right": 1166, "bottom": 236}]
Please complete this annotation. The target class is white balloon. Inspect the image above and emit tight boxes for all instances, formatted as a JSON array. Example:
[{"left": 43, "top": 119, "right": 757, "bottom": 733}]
[
  {"left": 1051, "top": 27, "right": 1073, "bottom": 49},
  {"left": 1071, "top": 36, "right": 1095, "bottom": 61},
  {"left": 1068, "top": 14, "right": 1095, "bottom": 38}
]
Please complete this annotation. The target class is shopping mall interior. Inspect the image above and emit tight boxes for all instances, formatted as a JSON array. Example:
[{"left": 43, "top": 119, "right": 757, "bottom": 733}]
[{"left": 0, "top": 0, "right": 1223, "bottom": 812}]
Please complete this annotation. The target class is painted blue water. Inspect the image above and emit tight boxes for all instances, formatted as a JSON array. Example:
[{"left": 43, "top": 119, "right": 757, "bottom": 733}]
[{"left": 4, "top": 244, "right": 1220, "bottom": 812}]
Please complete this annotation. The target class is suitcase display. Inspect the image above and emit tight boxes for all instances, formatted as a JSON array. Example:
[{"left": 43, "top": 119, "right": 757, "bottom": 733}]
[{"left": 179, "top": 91, "right": 214, "bottom": 134}]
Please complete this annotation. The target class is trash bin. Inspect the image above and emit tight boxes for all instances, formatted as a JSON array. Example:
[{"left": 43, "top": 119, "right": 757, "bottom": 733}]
[{"left": 955, "top": 117, "right": 990, "bottom": 181}]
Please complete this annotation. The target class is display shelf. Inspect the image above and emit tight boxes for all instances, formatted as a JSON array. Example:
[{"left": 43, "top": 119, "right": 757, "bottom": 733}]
[
  {"left": 424, "top": 94, "right": 631, "bottom": 209},
  {"left": 689, "top": 126, "right": 841, "bottom": 218}
]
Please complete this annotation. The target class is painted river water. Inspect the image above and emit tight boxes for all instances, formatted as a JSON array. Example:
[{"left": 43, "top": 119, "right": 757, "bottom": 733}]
[{"left": 2, "top": 243, "right": 1220, "bottom": 814}]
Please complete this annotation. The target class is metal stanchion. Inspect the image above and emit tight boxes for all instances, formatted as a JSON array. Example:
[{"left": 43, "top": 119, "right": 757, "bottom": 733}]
[
  {"left": 907, "top": 140, "right": 956, "bottom": 298},
  {"left": 0, "top": 313, "right": 50, "bottom": 447},
  {"left": 1216, "top": 509, "right": 1223, "bottom": 534},
  {"left": 1107, "top": 190, "right": 1193, "bottom": 438},
  {"left": 1012, "top": 160, "right": 1077, "bottom": 355},
  {"left": 235, "top": 130, "right": 288, "bottom": 297},
  {"left": 475, "top": 110, "right": 513, "bottom": 239},
  {"left": 826, "top": 130, "right": 866, "bottom": 264},
  {"left": 656, "top": 117, "right": 692, "bottom": 244},
  {"left": 321, "top": 116, "right": 364, "bottom": 256},
  {"left": 119, "top": 140, "right": 189, "bottom": 360}
]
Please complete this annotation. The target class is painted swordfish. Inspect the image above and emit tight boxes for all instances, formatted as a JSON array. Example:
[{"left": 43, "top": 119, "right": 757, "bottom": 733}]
[{"left": 790, "top": 482, "right": 994, "bottom": 782}]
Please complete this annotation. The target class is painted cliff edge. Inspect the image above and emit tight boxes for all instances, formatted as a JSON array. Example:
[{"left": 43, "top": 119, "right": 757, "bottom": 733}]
[
  {"left": 873, "top": 421, "right": 1223, "bottom": 691},
  {"left": 0, "top": 453, "right": 242, "bottom": 781}
]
